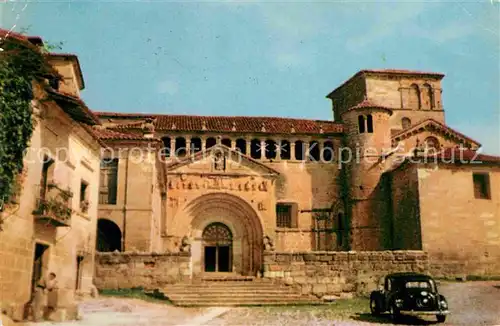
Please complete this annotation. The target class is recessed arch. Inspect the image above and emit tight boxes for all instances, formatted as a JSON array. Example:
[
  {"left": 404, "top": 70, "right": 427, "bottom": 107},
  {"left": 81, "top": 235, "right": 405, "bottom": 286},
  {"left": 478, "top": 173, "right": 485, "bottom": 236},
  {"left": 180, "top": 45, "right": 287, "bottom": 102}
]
[
  {"left": 184, "top": 192, "right": 264, "bottom": 277},
  {"left": 410, "top": 84, "right": 421, "bottom": 110},
  {"left": 96, "top": 218, "right": 122, "bottom": 252}
]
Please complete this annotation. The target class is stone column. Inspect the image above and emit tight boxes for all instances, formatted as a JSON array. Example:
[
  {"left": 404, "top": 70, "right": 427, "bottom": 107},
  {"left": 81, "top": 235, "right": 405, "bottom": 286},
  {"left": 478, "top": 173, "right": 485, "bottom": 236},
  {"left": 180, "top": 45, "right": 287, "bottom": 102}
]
[
  {"left": 304, "top": 141, "right": 310, "bottom": 161},
  {"left": 318, "top": 141, "right": 324, "bottom": 162},
  {"left": 170, "top": 138, "right": 176, "bottom": 157},
  {"left": 201, "top": 137, "right": 206, "bottom": 152},
  {"left": 290, "top": 141, "right": 296, "bottom": 160},
  {"left": 230, "top": 139, "right": 235, "bottom": 150},
  {"left": 185, "top": 136, "right": 191, "bottom": 154},
  {"left": 276, "top": 140, "right": 281, "bottom": 161},
  {"left": 260, "top": 139, "right": 266, "bottom": 160},
  {"left": 246, "top": 138, "right": 251, "bottom": 156}
]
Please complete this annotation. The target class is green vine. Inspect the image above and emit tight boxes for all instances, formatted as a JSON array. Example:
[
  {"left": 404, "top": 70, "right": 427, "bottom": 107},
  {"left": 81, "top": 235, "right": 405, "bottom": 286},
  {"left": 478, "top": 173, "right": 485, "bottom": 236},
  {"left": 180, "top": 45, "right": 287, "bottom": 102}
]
[{"left": 0, "top": 36, "right": 55, "bottom": 208}]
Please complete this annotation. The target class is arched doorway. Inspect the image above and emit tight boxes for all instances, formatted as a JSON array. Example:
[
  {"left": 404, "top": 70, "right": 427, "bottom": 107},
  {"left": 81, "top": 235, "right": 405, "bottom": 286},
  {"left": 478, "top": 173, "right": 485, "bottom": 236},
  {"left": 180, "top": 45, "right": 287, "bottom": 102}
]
[
  {"left": 202, "top": 222, "right": 233, "bottom": 272},
  {"left": 185, "top": 193, "right": 264, "bottom": 277},
  {"left": 96, "top": 218, "right": 122, "bottom": 252}
]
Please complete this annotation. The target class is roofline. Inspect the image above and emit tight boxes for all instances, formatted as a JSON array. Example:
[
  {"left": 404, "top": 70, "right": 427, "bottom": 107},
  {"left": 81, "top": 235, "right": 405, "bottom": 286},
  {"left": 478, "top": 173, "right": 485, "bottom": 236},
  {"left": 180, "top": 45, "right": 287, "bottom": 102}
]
[
  {"left": 94, "top": 111, "right": 339, "bottom": 124},
  {"left": 326, "top": 69, "right": 445, "bottom": 99},
  {"left": 391, "top": 118, "right": 481, "bottom": 147},
  {"left": 46, "top": 53, "right": 85, "bottom": 90}
]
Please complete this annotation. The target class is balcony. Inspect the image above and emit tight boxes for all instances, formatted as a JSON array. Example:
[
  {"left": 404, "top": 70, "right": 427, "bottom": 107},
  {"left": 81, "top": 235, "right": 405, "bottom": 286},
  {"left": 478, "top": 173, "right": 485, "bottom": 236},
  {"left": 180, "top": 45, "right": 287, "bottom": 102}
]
[{"left": 33, "top": 183, "right": 73, "bottom": 227}]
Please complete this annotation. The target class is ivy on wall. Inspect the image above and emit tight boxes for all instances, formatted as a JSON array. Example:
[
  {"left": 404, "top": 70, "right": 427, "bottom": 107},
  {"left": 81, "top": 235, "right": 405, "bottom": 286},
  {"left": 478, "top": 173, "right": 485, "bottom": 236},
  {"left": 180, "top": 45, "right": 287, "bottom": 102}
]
[{"left": 0, "top": 36, "right": 55, "bottom": 209}]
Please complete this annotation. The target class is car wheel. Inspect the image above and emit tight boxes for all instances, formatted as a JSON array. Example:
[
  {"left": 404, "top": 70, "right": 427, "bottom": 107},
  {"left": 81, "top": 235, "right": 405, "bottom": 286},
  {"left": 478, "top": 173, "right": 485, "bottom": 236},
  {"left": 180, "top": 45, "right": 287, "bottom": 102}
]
[
  {"left": 389, "top": 304, "right": 400, "bottom": 323},
  {"left": 370, "top": 299, "right": 380, "bottom": 316},
  {"left": 436, "top": 314, "right": 446, "bottom": 323}
]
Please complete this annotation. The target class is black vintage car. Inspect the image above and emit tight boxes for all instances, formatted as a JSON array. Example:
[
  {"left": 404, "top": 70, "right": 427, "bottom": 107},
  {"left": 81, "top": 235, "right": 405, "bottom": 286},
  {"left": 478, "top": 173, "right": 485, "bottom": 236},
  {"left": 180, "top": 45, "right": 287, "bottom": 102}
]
[{"left": 369, "top": 272, "right": 450, "bottom": 323}]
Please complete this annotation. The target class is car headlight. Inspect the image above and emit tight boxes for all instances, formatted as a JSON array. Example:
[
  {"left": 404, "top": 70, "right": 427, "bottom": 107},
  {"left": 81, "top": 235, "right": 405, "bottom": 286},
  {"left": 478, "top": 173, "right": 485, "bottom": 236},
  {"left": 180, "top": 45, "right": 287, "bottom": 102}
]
[
  {"left": 395, "top": 298, "right": 404, "bottom": 308},
  {"left": 439, "top": 300, "right": 448, "bottom": 309}
]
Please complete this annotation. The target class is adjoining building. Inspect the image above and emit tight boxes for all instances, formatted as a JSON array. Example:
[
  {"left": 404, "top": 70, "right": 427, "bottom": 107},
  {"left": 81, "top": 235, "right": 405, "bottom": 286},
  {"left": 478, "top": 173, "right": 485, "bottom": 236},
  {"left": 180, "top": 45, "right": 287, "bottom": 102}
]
[{"left": 0, "top": 29, "right": 102, "bottom": 322}]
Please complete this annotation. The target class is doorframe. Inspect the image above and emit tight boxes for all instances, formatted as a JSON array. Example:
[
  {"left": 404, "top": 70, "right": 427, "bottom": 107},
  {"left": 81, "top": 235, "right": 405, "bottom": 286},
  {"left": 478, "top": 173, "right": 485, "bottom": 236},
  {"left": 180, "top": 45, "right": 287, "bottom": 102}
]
[
  {"left": 30, "top": 241, "right": 51, "bottom": 298},
  {"left": 203, "top": 242, "right": 233, "bottom": 273}
]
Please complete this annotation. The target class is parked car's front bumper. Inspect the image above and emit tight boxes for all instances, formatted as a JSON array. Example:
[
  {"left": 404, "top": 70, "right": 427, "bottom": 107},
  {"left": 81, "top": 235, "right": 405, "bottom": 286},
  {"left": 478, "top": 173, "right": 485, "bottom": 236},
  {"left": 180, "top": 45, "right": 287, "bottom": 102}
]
[{"left": 400, "top": 310, "right": 450, "bottom": 316}]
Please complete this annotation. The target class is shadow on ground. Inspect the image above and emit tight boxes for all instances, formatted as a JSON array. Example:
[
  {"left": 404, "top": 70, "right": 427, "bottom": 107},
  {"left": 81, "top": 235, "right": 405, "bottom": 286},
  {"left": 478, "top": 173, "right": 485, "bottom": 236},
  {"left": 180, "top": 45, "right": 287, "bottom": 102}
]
[{"left": 352, "top": 313, "right": 440, "bottom": 325}]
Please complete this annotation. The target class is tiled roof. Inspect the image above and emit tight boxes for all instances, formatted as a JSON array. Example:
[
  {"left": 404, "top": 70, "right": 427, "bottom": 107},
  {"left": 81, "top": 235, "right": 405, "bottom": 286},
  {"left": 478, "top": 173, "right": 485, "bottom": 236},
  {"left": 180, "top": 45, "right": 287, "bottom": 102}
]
[
  {"left": 0, "top": 28, "right": 43, "bottom": 46},
  {"left": 90, "top": 126, "right": 160, "bottom": 142},
  {"left": 45, "top": 88, "right": 100, "bottom": 125},
  {"left": 341, "top": 99, "right": 393, "bottom": 114},
  {"left": 435, "top": 148, "right": 500, "bottom": 164},
  {"left": 95, "top": 112, "right": 344, "bottom": 135}
]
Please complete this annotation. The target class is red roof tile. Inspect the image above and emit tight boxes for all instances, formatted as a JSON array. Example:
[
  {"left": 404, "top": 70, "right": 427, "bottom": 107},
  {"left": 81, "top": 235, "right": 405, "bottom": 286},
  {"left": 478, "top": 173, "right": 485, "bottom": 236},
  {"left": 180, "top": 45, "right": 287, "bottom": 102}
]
[
  {"left": 0, "top": 28, "right": 43, "bottom": 46},
  {"left": 95, "top": 112, "right": 344, "bottom": 135},
  {"left": 342, "top": 99, "right": 393, "bottom": 114},
  {"left": 91, "top": 127, "right": 160, "bottom": 142},
  {"left": 435, "top": 148, "right": 500, "bottom": 164},
  {"left": 46, "top": 88, "right": 100, "bottom": 125},
  {"left": 391, "top": 118, "right": 481, "bottom": 147}
]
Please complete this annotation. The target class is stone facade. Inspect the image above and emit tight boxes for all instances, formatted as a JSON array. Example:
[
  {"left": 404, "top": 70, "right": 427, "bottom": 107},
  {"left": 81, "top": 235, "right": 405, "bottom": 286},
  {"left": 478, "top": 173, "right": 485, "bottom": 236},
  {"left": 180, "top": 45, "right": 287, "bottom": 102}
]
[
  {"left": 260, "top": 251, "right": 428, "bottom": 296},
  {"left": 93, "top": 69, "right": 500, "bottom": 283},
  {"left": 3, "top": 28, "right": 500, "bottom": 317},
  {"left": 0, "top": 34, "right": 101, "bottom": 322}
]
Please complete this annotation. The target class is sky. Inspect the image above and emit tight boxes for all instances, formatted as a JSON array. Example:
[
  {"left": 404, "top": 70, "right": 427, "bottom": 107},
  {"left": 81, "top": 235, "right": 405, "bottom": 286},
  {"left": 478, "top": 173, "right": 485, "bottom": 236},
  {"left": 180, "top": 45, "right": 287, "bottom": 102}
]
[{"left": 1, "top": 0, "right": 499, "bottom": 154}]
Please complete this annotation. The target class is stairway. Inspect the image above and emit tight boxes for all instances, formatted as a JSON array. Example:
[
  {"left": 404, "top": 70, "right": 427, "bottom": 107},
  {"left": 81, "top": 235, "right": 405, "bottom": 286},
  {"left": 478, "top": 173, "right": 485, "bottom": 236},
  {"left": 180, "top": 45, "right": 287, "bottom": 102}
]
[{"left": 160, "top": 276, "right": 325, "bottom": 307}]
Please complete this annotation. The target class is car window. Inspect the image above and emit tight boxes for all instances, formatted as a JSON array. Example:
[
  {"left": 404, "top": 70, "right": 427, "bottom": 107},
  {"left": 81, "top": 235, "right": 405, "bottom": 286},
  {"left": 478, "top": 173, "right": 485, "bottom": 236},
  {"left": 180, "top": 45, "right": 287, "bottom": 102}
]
[{"left": 405, "top": 281, "right": 431, "bottom": 289}]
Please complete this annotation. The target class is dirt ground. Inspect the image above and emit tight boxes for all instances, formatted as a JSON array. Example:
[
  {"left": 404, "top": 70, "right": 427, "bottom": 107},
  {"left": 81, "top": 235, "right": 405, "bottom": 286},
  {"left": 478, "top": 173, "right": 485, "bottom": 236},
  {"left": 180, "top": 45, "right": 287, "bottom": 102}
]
[{"left": 14, "top": 281, "right": 500, "bottom": 326}]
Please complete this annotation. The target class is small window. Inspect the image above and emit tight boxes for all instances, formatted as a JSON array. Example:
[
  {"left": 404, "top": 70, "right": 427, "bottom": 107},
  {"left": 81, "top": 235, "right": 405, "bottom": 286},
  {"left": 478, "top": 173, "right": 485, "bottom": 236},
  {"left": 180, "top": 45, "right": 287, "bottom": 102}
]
[
  {"left": 265, "top": 139, "right": 277, "bottom": 159},
  {"left": 162, "top": 137, "right": 171, "bottom": 158},
  {"left": 80, "top": 180, "right": 89, "bottom": 213},
  {"left": 366, "top": 114, "right": 373, "bottom": 133},
  {"left": 190, "top": 137, "right": 202, "bottom": 153},
  {"left": 221, "top": 138, "right": 232, "bottom": 148},
  {"left": 358, "top": 115, "right": 365, "bottom": 133},
  {"left": 473, "top": 173, "right": 491, "bottom": 199},
  {"left": 401, "top": 117, "right": 412, "bottom": 129},
  {"left": 323, "top": 141, "right": 334, "bottom": 162},
  {"left": 206, "top": 137, "right": 217, "bottom": 149},
  {"left": 276, "top": 203, "right": 297, "bottom": 228},
  {"left": 99, "top": 158, "right": 118, "bottom": 205},
  {"left": 250, "top": 139, "right": 261, "bottom": 159}
]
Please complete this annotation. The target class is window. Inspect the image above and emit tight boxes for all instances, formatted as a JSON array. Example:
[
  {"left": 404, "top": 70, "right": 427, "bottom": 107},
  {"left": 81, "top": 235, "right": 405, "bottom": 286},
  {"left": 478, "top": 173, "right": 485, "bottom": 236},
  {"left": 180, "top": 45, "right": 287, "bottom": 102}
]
[
  {"left": 473, "top": 173, "right": 491, "bottom": 199},
  {"left": 401, "top": 117, "right": 412, "bottom": 129},
  {"left": 358, "top": 115, "right": 365, "bottom": 133},
  {"left": 175, "top": 137, "right": 186, "bottom": 157},
  {"left": 366, "top": 114, "right": 373, "bottom": 133},
  {"left": 276, "top": 203, "right": 297, "bottom": 228},
  {"left": 409, "top": 84, "right": 421, "bottom": 110},
  {"left": 235, "top": 139, "right": 246, "bottom": 154},
  {"left": 190, "top": 137, "right": 202, "bottom": 153},
  {"left": 162, "top": 137, "right": 171, "bottom": 158},
  {"left": 280, "top": 140, "right": 291, "bottom": 160},
  {"left": 206, "top": 137, "right": 217, "bottom": 149},
  {"left": 250, "top": 139, "right": 261, "bottom": 159},
  {"left": 294, "top": 140, "right": 304, "bottom": 160},
  {"left": 265, "top": 139, "right": 277, "bottom": 159},
  {"left": 99, "top": 158, "right": 118, "bottom": 205},
  {"left": 423, "top": 83, "right": 434, "bottom": 109},
  {"left": 323, "top": 141, "right": 334, "bottom": 162},
  {"left": 40, "top": 157, "right": 55, "bottom": 199},
  {"left": 308, "top": 141, "right": 320, "bottom": 161},
  {"left": 80, "top": 180, "right": 89, "bottom": 212},
  {"left": 221, "top": 138, "right": 232, "bottom": 148}
]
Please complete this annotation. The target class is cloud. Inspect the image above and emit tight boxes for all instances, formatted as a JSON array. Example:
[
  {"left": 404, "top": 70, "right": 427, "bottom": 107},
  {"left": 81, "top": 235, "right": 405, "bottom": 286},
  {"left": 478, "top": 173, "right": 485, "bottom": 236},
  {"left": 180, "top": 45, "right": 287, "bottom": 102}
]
[{"left": 157, "top": 80, "right": 178, "bottom": 95}]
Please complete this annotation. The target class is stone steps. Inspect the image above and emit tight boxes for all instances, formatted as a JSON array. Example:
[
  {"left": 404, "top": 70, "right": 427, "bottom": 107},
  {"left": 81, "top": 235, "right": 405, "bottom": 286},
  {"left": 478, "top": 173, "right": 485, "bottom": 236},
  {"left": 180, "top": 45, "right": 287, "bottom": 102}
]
[{"left": 161, "top": 279, "right": 323, "bottom": 307}]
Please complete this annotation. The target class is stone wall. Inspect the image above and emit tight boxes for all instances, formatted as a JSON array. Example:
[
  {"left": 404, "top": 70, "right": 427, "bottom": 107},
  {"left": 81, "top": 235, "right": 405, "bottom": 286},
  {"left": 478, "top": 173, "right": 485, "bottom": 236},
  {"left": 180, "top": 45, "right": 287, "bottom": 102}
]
[
  {"left": 94, "top": 252, "right": 190, "bottom": 289},
  {"left": 262, "top": 251, "right": 429, "bottom": 297}
]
